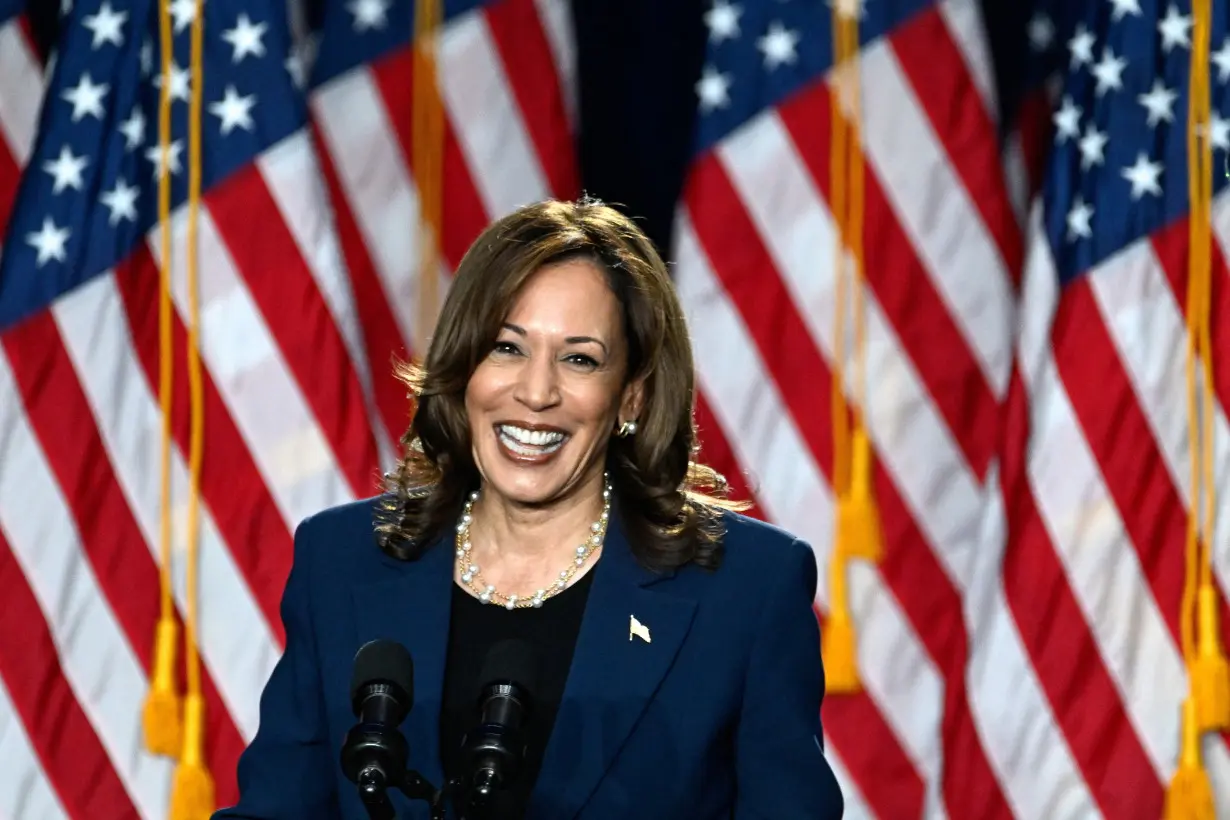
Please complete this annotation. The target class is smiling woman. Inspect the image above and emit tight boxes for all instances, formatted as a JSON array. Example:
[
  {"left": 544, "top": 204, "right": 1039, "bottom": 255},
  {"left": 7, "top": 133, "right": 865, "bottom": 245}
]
[
  {"left": 212, "top": 197, "right": 845, "bottom": 820},
  {"left": 379, "top": 196, "right": 739, "bottom": 578}
]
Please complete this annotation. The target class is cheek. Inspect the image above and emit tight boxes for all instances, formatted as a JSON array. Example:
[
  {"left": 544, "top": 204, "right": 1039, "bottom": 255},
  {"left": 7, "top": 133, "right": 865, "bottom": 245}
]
[
  {"left": 568, "top": 382, "right": 622, "bottom": 429},
  {"left": 465, "top": 364, "right": 504, "bottom": 409}
]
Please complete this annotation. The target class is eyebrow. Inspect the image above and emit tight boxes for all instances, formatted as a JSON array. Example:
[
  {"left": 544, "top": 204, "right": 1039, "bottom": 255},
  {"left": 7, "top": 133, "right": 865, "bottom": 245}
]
[{"left": 502, "top": 323, "right": 609, "bottom": 355}]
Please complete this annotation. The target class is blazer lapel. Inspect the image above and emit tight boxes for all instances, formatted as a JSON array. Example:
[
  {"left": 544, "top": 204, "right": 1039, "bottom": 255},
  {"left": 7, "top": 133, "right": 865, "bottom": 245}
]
[
  {"left": 528, "top": 514, "right": 698, "bottom": 820},
  {"left": 351, "top": 532, "right": 454, "bottom": 794}
]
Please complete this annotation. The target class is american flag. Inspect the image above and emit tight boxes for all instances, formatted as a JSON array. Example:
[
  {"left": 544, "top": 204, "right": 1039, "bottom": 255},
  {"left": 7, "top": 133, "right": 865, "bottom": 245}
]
[
  {"left": 674, "top": 0, "right": 1230, "bottom": 817},
  {"left": 0, "top": 0, "right": 575, "bottom": 817},
  {"left": 672, "top": 0, "right": 1061, "bottom": 817},
  {"left": 995, "top": 0, "right": 1230, "bottom": 817}
]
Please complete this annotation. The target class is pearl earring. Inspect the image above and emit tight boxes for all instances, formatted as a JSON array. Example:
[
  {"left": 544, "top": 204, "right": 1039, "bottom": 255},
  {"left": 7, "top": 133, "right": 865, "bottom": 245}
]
[{"left": 617, "top": 420, "right": 638, "bottom": 437}]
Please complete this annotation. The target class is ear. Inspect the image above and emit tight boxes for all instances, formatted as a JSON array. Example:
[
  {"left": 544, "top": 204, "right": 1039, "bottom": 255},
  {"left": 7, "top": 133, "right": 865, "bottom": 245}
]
[{"left": 618, "top": 376, "right": 646, "bottom": 426}]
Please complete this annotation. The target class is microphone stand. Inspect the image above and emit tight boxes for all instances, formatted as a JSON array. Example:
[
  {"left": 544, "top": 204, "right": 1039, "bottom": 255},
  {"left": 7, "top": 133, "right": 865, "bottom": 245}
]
[{"left": 355, "top": 766, "right": 454, "bottom": 820}]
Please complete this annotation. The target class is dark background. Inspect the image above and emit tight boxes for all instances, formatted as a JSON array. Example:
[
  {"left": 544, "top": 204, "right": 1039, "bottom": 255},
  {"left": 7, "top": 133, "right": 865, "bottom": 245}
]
[{"left": 22, "top": 1, "right": 1030, "bottom": 257}]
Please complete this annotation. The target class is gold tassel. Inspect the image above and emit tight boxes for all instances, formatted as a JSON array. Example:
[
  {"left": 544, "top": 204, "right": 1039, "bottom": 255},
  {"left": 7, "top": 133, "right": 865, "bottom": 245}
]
[
  {"left": 1193, "top": 584, "right": 1230, "bottom": 731},
  {"left": 823, "top": 544, "right": 861, "bottom": 694},
  {"left": 822, "top": 609, "right": 861, "bottom": 694},
  {"left": 168, "top": 0, "right": 215, "bottom": 813},
  {"left": 141, "top": 618, "right": 182, "bottom": 757},
  {"left": 412, "top": 0, "right": 444, "bottom": 357},
  {"left": 836, "top": 427, "right": 883, "bottom": 562},
  {"left": 1184, "top": 0, "right": 1227, "bottom": 745},
  {"left": 170, "top": 693, "right": 215, "bottom": 820},
  {"left": 144, "top": 0, "right": 181, "bottom": 762},
  {"left": 1164, "top": 698, "right": 1216, "bottom": 820},
  {"left": 821, "top": 0, "right": 873, "bottom": 699}
]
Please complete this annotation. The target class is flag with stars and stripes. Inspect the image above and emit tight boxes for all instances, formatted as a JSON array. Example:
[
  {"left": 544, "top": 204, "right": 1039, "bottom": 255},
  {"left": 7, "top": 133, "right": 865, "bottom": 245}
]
[
  {"left": 992, "top": 1, "right": 1230, "bottom": 818},
  {"left": 672, "top": 0, "right": 1030, "bottom": 817},
  {"left": 675, "top": 0, "right": 1230, "bottom": 816},
  {"left": 0, "top": 0, "right": 576, "bottom": 817}
]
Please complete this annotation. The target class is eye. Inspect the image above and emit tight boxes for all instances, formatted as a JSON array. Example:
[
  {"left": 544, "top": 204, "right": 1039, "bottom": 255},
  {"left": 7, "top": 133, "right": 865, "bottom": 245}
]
[
  {"left": 492, "top": 340, "right": 521, "bottom": 357},
  {"left": 564, "top": 353, "right": 599, "bottom": 369}
]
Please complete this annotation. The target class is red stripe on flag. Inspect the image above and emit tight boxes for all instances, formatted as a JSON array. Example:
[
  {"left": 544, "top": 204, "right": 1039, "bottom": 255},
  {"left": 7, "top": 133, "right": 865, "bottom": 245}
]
[
  {"left": 367, "top": 48, "right": 490, "bottom": 267},
  {"left": 0, "top": 524, "right": 140, "bottom": 818},
  {"left": 113, "top": 248, "right": 293, "bottom": 643},
  {"left": 0, "top": 312, "right": 248, "bottom": 807},
  {"left": 777, "top": 84, "right": 1001, "bottom": 480},
  {"left": 996, "top": 366, "right": 1162, "bottom": 819},
  {"left": 309, "top": 120, "right": 410, "bottom": 451},
  {"left": 482, "top": 0, "right": 579, "bottom": 199},
  {"left": 1152, "top": 217, "right": 1230, "bottom": 435},
  {"left": 889, "top": 7, "right": 1024, "bottom": 280},
  {"left": 14, "top": 13, "right": 38, "bottom": 59},
  {"left": 0, "top": 131, "right": 20, "bottom": 238},
  {"left": 1149, "top": 223, "right": 1230, "bottom": 748},
  {"left": 686, "top": 160, "right": 969, "bottom": 818},
  {"left": 1059, "top": 275, "right": 1230, "bottom": 692},
  {"left": 205, "top": 167, "right": 383, "bottom": 497},
  {"left": 688, "top": 153, "right": 1015, "bottom": 820},
  {"left": 816, "top": 610, "right": 927, "bottom": 819}
]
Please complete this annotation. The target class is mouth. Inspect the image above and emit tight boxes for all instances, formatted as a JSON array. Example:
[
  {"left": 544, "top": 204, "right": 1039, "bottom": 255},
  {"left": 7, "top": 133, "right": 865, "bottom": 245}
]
[{"left": 494, "top": 423, "right": 569, "bottom": 462}]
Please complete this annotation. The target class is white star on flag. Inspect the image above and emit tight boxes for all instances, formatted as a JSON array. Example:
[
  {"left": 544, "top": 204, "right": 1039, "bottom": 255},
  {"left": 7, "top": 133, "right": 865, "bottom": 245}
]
[
  {"left": 1121, "top": 153, "right": 1163, "bottom": 200},
  {"left": 704, "top": 1, "right": 741, "bottom": 43},
  {"left": 42, "top": 145, "right": 89, "bottom": 193},
  {"left": 757, "top": 22, "right": 799, "bottom": 71},
  {"left": 145, "top": 139, "right": 184, "bottom": 180},
  {"left": 83, "top": 1, "right": 127, "bottom": 49},
  {"left": 222, "top": 14, "right": 267, "bottom": 63},
  {"left": 695, "top": 66, "right": 732, "bottom": 113},
  {"left": 26, "top": 217, "right": 71, "bottom": 266},
  {"left": 100, "top": 178, "right": 140, "bottom": 225},
  {"left": 348, "top": 0, "right": 390, "bottom": 32},
  {"left": 61, "top": 73, "right": 109, "bottom": 121},
  {"left": 209, "top": 85, "right": 257, "bottom": 134}
]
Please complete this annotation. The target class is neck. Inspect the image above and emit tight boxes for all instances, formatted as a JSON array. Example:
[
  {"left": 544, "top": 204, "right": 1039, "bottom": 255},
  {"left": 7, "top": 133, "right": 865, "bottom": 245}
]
[{"left": 470, "top": 472, "right": 608, "bottom": 563}]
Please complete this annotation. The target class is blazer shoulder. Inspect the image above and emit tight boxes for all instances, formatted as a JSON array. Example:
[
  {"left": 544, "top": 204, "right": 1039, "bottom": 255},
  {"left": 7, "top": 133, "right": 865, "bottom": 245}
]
[
  {"left": 714, "top": 508, "right": 815, "bottom": 575},
  {"left": 293, "top": 494, "right": 390, "bottom": 567},
  {"left": 685, "top": 508, "right": 819, "bottom": 608}
]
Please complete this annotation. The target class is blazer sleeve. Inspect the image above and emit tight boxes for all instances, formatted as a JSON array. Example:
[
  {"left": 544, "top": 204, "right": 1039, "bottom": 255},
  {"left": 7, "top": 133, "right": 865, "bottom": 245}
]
[
  {"left": 733, "top": 538, "right": 844, "bottom": 820},
  {"left": 212, "top": 516, "right": 340, "bottom": 819}
]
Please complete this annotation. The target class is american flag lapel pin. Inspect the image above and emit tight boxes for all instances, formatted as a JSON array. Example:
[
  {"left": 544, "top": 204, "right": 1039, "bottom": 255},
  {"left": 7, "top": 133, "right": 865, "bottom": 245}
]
[{"left": 629, "top": 614, "right": 651, "bottom": 643}]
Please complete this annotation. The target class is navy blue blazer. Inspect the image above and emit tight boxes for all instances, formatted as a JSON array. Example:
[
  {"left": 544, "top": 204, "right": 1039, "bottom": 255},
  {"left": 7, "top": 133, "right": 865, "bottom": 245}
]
[{"left": 212, "top": 496, "right": 844, "bottom": 820}]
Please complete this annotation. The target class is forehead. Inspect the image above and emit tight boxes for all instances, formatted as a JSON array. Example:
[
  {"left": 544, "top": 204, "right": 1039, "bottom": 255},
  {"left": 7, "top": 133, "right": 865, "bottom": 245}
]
[{"left": 503, "top": 259, "right": 621, "bottom": 333}]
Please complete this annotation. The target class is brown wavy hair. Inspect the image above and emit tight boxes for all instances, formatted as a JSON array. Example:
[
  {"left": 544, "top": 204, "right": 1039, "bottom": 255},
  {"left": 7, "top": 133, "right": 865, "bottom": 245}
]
[{"left": 374, "top": 197, "right": 749, "bottom": 572}]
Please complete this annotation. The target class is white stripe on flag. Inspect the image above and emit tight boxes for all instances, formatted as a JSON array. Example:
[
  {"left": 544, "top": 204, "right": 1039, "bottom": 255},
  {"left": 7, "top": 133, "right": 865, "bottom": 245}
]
[
  {"left": 0, "top": 351, "right": 173, "bottom": 820},
  {"left": 52, "top": 274, "right": 279, "bottom": 740},
  {"left": 440, "top": 9, "right": 551, "bottom": 215}
]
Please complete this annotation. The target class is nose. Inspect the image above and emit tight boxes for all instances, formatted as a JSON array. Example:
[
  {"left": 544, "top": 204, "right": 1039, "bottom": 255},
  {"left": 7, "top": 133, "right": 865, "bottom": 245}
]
[{"left": 513, "top": 352, "right": 561, "bottom": 411}]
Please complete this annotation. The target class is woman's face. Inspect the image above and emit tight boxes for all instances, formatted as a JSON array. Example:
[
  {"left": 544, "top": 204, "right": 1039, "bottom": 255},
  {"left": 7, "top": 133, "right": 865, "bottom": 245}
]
[{"left": 464, "top": 258, "right": 641, "bottom": 508}]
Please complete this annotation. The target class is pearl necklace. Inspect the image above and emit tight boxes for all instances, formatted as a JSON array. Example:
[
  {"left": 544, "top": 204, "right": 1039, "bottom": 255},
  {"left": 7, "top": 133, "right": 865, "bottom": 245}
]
[{"left": 454, "top": 475, "right": 612, "bottom": 609}]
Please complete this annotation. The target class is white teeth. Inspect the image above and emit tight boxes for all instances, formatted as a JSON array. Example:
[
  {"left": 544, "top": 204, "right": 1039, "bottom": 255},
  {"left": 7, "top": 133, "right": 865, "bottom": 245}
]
[
  {"left": 498, "top": 425, "right": 565, "bottom": 446},
  {"left": 499, "top": 430, "right": 564, "bottom": 456}
]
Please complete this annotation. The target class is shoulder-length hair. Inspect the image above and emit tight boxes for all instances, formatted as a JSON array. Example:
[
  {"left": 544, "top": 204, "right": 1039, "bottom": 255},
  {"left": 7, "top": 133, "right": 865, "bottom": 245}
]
[{"left": 375, "top": 197, "right": 749, "bottom": 572}]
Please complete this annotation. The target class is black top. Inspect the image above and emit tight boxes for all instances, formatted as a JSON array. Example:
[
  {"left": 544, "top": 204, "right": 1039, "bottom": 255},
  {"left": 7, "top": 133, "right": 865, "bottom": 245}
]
[{"left": 439, "top": 569, "right": 595, "bottom": 818}]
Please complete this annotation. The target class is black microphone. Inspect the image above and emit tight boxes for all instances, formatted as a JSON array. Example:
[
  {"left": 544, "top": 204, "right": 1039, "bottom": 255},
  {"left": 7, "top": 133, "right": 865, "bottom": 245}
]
[
  {"left": 341, "top": 639, "right": 416, "bottom": 820},
  {"left": 457, "top": 639, "right": 539, "bottom": 817}
]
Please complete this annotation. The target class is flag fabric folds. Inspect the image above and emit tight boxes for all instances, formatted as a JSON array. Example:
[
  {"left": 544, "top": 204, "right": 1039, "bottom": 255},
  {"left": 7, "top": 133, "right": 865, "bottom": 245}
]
[
  {"left": 669, "top": 0, "right": 1224, "bottom": 817},
  {"left": 995, "top": 1, "right": 1230, "bottom": 818},
  {"left": 6, "top": 0, "right": 1230, "bottom": 817},
  {"left": 0, "top": 0, "right": 576, "bottom": 817}
]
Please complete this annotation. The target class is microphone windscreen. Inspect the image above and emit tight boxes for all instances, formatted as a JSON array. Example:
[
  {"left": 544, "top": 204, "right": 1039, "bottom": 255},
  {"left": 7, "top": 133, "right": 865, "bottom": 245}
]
[
  {"left": 350, "top": 639, "right": 415, "bottom": 705},
  {"left": 479, "top": 638, "right": 539, "bottom": 693}
]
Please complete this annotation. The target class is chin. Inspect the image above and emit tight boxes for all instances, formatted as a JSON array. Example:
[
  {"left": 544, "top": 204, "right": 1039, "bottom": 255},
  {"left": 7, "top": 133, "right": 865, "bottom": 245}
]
[
  {"left": 484, "top": 471, "right": 570, "bottom": 507},
  {"left": 476, "top": 436, "right": 595, "bottom": 506}
]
